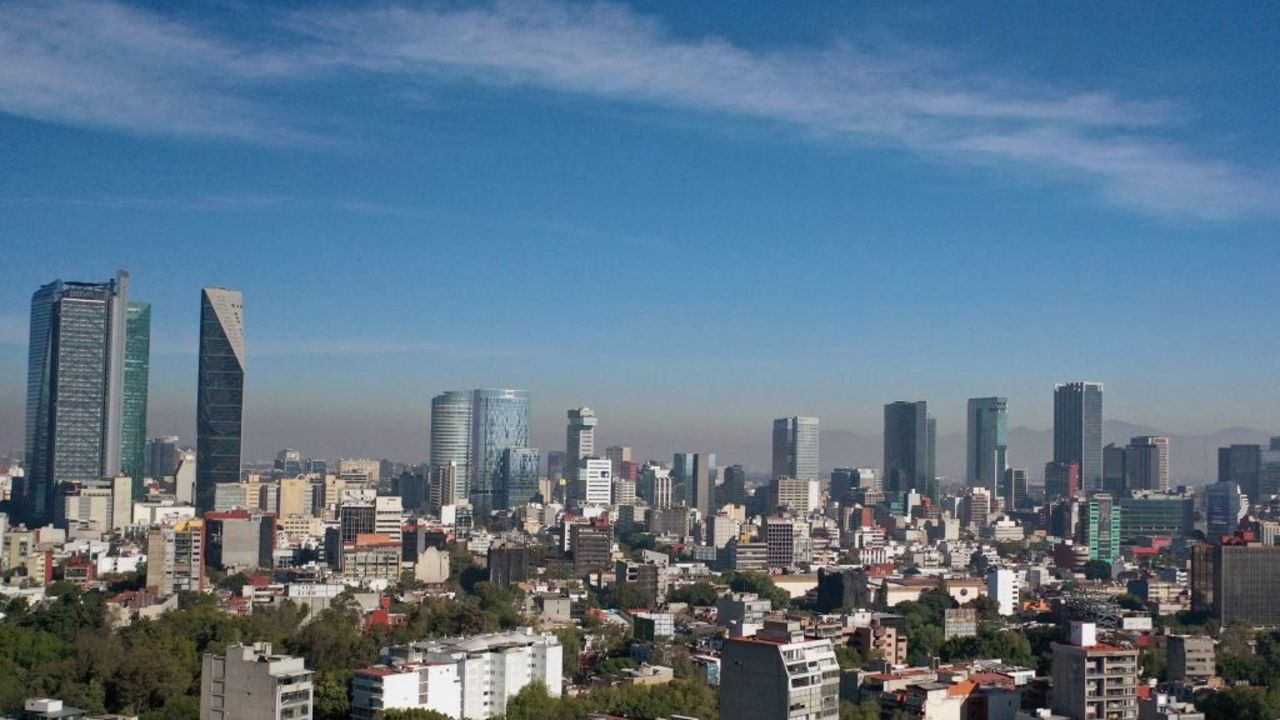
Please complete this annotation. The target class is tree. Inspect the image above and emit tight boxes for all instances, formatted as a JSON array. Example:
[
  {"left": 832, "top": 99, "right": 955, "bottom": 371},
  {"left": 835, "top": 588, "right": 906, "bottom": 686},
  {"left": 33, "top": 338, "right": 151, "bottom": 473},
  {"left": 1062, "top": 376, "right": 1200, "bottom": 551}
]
[
  {"left": 611, "top": 582, "right": 656, "bottom": 611},
  {"left": 841, "top": 699, "right": 882, "bottom": 720},
  {"left": 313, "top": 669, "right": 354, "bottom": 720},
  {"left": 375, "top": 710, "right": 452, "bottom": 720},
  {"left": 667, "top": 582, "right": 719, "bottom": 606},
  {"left": 1115, "top": 593, "right": 1146, "bottom": 611},
  {"left": 727, "top": 571, "right": 790, "bottom": 609},
  {"left": 1082, "top": 559, "right": 1112, "bottom": 581},
  {"left": 835, "top": 645, "right": 864, "bottom": 669}
]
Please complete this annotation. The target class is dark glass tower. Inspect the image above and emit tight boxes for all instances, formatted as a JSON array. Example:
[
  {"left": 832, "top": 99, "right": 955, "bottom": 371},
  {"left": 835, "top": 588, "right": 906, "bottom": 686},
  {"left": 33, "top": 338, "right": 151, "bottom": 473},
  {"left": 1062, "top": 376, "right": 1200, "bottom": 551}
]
[
  {"left": 121, "top": 301, "right": 151, "bottom": 495},
  {"left": 23, "top": 271, "right": 129, "bottom": 525},
  {"left": 196, "top": 287, "right": 245, "bottom": 513},
  {"left": 1054, "top": 382, "right": 1104, "bottom": 492},
  {"left": 883, "top": 401, "right": 933, "bottom": 500}
]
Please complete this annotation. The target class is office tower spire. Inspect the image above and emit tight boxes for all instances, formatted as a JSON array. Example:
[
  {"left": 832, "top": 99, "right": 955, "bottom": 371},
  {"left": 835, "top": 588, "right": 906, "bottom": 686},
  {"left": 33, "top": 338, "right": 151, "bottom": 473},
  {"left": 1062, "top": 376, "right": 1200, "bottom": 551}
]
[
  {"left": 772, "top": 416, "right": 820, "bottom": 482},
  {"left": 196, "top": 287, "right": 245, "bottom": 514},
  {"left": 22, "top": 270, "right": 131, "bottom": 525},
  {"left": 1054, "top": 382, "right": 1104, "bottom": 492},
  {"left": 966, "top": 397, "right": 1008, "bottom": 492}
]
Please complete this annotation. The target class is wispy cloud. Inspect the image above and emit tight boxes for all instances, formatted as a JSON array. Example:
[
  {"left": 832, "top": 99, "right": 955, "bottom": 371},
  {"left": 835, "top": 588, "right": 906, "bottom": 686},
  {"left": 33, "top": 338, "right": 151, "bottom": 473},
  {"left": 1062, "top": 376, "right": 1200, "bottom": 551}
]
[{"left": 0, "top": 0, "right": 1274, "bottom": 220}]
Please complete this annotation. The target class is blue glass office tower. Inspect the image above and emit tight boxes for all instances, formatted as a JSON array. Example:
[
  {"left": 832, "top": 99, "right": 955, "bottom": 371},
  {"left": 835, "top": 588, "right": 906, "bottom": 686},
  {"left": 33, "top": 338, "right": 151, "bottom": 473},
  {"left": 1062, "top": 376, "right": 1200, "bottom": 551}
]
[
  {"left": 1054, "top": 382, "right": 1104, "bottom": 492},
  {"left": 499, "top": 447, "right": 541, "bottom": 509},
  {"left": 23, "top": 271, "right": 129, "bottom": 525},
  {"left": 469, "top": 389, "right": 530, "bottom": 515},
  {"left": 883, "top": 401, "right": 935, "bottom": 500},
  {"left": 196, "top": 287, "right": 245, "bottom": 513},
  {"left": 966, "top": 397, "right": 1008, "bottom": 493},
  {"left": 121, "top": 302, "right": 151, "bottom": 495}
]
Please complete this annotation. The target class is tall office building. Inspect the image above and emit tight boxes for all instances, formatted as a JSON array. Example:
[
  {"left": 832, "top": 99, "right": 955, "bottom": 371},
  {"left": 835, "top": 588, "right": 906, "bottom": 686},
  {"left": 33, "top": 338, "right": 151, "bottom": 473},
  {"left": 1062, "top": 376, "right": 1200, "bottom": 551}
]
[
  {"left": 23, "top": 271, "right": 130, "bottom": 525},
  {"left": 1045, "top": 461, "right": 1081, "bottom": 501},
  {"left": 1218, "top": 441, "right": 1280, "bottom": 505},
  {"left": 605, "top": 445, "right": 631, "bottom": 478},
  {"left": 498, "top": 447, "right": 540, "bottom": 509},
  {"left": 196, "top": 287, "right": 245, "bottom": 514},
  {"left": 722, "top": 464, "right": 748, "bottom": 506},
  {"left": 469, "top": 389, "right": 530, "bottom": 515},
  {"left": 691, "top": 452, "right": 714, "bottom": 521},
  {"left": 120, "top": 302, "right": 151, "bottom": 494},
  {"left": 771, "top": 416, "right": 820, "bottom": 482},
  {"left": 430, "top": 391, "right": 472, "bottom": 503},
  {"left": 672, "top": 452, "right": 696, "bottom": 505},
  {"left": 1054, "top": 382, "right": 1104, "bottom": 492},
  {"left": 966, "top": 397, "right": 1008, "bottom": 492},
  {"left": 1204, "top": 480, "right": 1248, "bottom": 541},
  {"left": 565, "top": 407, "right": 597, "bottom": 486},
  {"left": 883, "top": 401, "right": 932, "bottom": 499},
  {"left": 1082, "top": 493, "right": 1121, "bottom": 562},
  {"left": 1000, "top": 467, "right": 1029, "bottom": 511},
  {"left": 147, "top": 435, "right": 181, "bottom": 481},
  {"left": 1129, "top": 436, "right": 1169, "bottom": 492}
]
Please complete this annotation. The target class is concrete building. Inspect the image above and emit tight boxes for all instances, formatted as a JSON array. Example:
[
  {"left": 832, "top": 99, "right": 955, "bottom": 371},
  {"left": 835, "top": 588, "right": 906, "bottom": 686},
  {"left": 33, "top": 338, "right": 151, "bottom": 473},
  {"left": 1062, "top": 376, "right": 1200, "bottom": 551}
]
[
  {"left": 1204, "top": 541, "right": 1280, "bottom": 625},
  {"left": 605, "top": 445, "right": 632, "bottom": 478},
  {"left": 773, "top": 476, "right": 820, "bottom": 514},
  {"left": 765, "top": 517, "right": 796, "bottom": 570},
  {"left": 1166, "top": 635, "right": 1214, "bottom": 683},
  {"left": 987, "top": 568, "right": 1020, "bottom": 616},
  {"left": 1051, "top": 622, "right": 1138, "bottom": 720},
  {"left": 579, "top": 457, "right": 612, "bottom": 506},
  {"left": 146, "top": 519, "right": 205, "bottom": 595},
  {"left": 853, "top": 619, "right": 908, "bottom": 666},
  {"left": 353, "top": 629, "right": 561, "bottom": 720},
  {"left": 716, "top": 592, "right": 773, "bottom": 638},
  {"left": 201, "top": 642, "right": 313, "bottom": 720},
  {"left": 638, "top": 465, "right": 673, "bottom": 509},
  {"left": 721, "top": 619, "right": 839, "bottom": 720},
  {"left": 204, "top": 510, "right": 275, "bottom": 571}
]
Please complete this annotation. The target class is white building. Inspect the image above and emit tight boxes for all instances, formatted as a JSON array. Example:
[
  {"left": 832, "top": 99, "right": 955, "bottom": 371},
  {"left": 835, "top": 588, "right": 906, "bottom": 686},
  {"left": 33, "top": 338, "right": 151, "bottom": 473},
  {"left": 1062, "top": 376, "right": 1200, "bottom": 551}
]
[
  {"left": 353, "top": 629, "right": 561, "bottom": 720},
  {"left": 582, "top": 458, "right": 612, "bottom": 506},
  {"left": 987, "top": 568, "right": 1021, "bottom": 616},
  {"left": 200, "top": 642, "right": 313, "bottom": 720},
  {"left": 375, "top": 496, "right": 404, "bottom": 545},
  {"left": 774, "top": 476, "right": 820, "bottom": 514},
  {"left": 720, "top": 619, "right": 839, "bottom": 719}
]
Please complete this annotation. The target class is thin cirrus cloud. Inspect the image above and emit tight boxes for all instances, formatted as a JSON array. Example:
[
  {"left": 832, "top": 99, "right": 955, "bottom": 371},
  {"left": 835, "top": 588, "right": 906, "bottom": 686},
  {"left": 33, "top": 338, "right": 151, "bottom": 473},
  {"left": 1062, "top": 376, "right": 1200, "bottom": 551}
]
[{"left": 0, "top": 0, "right": 1275, "bottom": 220}]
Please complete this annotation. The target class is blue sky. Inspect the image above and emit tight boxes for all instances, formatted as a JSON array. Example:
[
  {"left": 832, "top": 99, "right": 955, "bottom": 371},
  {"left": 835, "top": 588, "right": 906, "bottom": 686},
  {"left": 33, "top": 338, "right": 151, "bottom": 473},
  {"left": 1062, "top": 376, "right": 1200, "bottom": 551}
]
[{"left": 1, "top": 0, "right": 1277, "bottom": 469}]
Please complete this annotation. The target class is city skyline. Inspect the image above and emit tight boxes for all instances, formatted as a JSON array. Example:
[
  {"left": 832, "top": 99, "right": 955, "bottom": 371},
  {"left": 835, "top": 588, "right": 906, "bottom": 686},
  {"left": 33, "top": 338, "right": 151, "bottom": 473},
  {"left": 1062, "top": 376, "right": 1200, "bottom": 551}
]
[{"left": 2, "top": 1, "right": 1278, "bottom": 473}]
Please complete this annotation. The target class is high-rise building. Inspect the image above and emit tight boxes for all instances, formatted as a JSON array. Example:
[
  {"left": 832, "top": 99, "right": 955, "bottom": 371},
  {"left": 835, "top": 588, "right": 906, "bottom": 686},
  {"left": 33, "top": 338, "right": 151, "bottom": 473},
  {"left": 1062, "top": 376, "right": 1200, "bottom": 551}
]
[
  {"left": 545, "top": 450, "right": 567, "bottom": 484},
  {"left": 639, "top": 465, "right": 673, "bottom": 508},
  {"left": 966, "top": 397, "right": 1008, "bottom": 492},
  {"left": 1205, "top": 542, "right": 1280, "bottom": 627},
  {"left": 1000, "top": 467, "right": 1028, "bottom": 511},
  {"left": 576, "top": 457, "right": 612, "bottom": 506},
  {"left": 120, "top": 301, "right": 151, "bottom": 495},
  {"left": 146, "top": 435, "right": 181, "bottom": 482},
  {"left": 605, "top": 445, "right": 631, "bottom": 478},
  {"left": 1051, "top": 622, "right": 1138, "bottom": 720},
  {"left": 1083, "top": 493, "right": 1121, "bottom": 563},
  {"left": 720, "top": 619, "right": 839, "bottom": 720},
  {"left": 469, "top": 389, "right": 530, "bottom": 515},
  {"left": 1204, "top": 481, "right": 1248, "bottom": 541},
  {"left": 987, "top": 568, "right": 1021, "bottom": 616},
  {"left": 691, "top": 452, "right": 714, "bottom": 521},
  {"left": 830, "top": 467, "right": 877, "bottom": 503},
  {"left": 883, "top": 401, "right": 932, "bottom": 499},
  {"left": 430, "top": 391, "right": 472, "bottom": 504},
  {"left": 498, "top": 447, "right": 540, "bottom": 509},
  {"left": 672, "top": 452, "right": 696, "bottom": 505},
  {"left": 721, "top": 464, "right": 748, "bottom": 505},
  {"left": 1045, "top": 461, "right": 1081, "bottom": 501},
  {"left": 565, "top": 407, "right": 597, "bottom": 486},
  {"left": 1128, "top": 436, "right": 1170, "bottom": 492},
  {"left": 196, "top": 287, "right": 245, "bottom": 514},
  {"left": 146, "top": 518, "right": 205, "bottom": 594},
  {"left": 201, "top": 642, "right": 313, "bottom": 720},
  {"left": 1054, "top": 382, "right": 1104, "bottom": 492},
  {"left": 772, "top": 476, "right": 820, "bottom": 514},
  {"left": 23, "top": 271, "right": 130, "bottom": 525},
  {"left": 772, "top": 416, "right": 820, "bottom": 482},
  {"left": 1218, "top": 441, "right": 1280, "bottom": 505}
]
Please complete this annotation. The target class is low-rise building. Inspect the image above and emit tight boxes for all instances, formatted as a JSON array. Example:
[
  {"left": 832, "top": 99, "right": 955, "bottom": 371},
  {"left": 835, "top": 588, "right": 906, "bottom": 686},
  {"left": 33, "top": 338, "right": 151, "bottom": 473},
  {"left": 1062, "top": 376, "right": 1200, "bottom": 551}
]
[{"left": 200, "top": 642, "right": 313, "bottom": 720}]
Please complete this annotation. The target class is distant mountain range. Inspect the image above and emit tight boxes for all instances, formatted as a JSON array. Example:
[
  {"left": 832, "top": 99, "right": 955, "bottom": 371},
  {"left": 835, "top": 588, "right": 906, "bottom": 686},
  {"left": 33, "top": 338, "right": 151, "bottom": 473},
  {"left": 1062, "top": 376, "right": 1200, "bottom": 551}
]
[{"left": 820, "top": 421, "right": 1278, "bottom": 485}]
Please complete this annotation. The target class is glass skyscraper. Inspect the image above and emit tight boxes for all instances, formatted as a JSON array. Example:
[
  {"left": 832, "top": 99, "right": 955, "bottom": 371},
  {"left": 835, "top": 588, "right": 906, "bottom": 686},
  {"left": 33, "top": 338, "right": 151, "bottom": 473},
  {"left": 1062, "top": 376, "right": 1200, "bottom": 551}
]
[
  {"left": 430, "top": 391, "right": 472, "bottom": 502},
  {"left": 772, "top": 416, "right": 820, "bottom": 482},
  {"left": 121, "top": 301, "right": 151, "bottom": 495},
  {"left": 469, "top": 388, "right": 530, "bottom": 515},
  {"left": 196, "top": 287, "right": 245, "bottom": 513},
  {"left": 23, "top": 271, "right": 130, "bottom": 525},
  {"left": 966, "top": 397, "right": 1008, "bottom": 492},
  {"left": 499, "top": 447, "right": 541, "bottom": 509},
  {"left": 883, "top": 401, "right": 935, "bottom": 500},
  {"left": 1054, "top": 382, "right": 1104, "bottom": 492}
]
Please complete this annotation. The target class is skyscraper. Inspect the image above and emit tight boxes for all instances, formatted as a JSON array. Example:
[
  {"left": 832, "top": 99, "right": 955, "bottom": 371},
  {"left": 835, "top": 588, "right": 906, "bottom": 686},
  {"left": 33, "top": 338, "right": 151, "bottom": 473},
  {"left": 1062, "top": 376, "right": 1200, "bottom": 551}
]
[
  {"left": 196, "top": 287, "right": 245, "bottom": 514},
  {"left": 1054, "top": 382, "right": 1104, "bottom": 492},
  {"left": 430, "top": 391, "right": 472, "bottom": 503},
  {"left": 23, "top": 271, "right": 130, "bottom": 525},
  {"left": 883, "top": 401, "right": 931, "bottom": 499},
  {"left": 965, "top": 397, "right": 1008, "bottom": 492},
  {"left": 1218, "top": 442, "right": 1280, "bottom": 505},
  {"left": 469, "top": 389, "right": 530, "bottom": 514},
  {"left": 1129, "top": 436, "right": 1170, "bottom": 491},
  {"left": 772, "top": 416, "right": 820, "bottom": 482},
  {"left": 121, "top": 301, "right": 151, "bottom": 495},
  {"left": 691, "top": 452, "right": 714, "bottom": 521},
  {"left": 498, "top": 447, "right": 541, "bottom": 509},
  {"left": 565, "top": 407, "right": 597, "bottom": 485},
  {"left": 672, "top": 452, "right": 696, "bottom": 505}
]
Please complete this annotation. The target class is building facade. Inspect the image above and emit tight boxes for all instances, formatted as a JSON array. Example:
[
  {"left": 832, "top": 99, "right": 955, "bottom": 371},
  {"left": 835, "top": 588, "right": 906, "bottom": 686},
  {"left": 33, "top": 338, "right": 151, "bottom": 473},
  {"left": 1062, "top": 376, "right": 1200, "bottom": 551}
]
[
  {"left": 469, "top": 389, "right": 530, "bottom": 514},
  {"left": 196, "top": 287, "right": 245, "bottom": 513},
  {"left": 721, "top": 619, "right": 840, "bottom": 720},
  {"left": 772, "top": 416, "right": 820, "bottom": 483},
  {"left": 966, "top": 397, "right": 1008, "bottom": 493},
  {"left": 1054, "top": 382, "right": 1104, "bottom": 492},
  {"left": 201, "top": 642, "right": 313, "bottom": 720}
]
